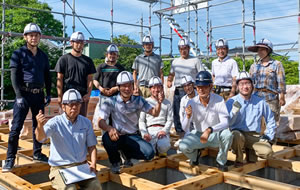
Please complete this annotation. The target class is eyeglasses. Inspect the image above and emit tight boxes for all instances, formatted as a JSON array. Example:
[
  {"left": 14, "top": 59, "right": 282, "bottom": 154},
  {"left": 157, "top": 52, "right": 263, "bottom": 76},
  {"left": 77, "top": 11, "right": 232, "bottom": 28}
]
[
  {"left": 238, "top": 82, "right": 252, "bottom": 87},
  {"left": 65, "top": 102, "right": 81, "bottom": 107}
]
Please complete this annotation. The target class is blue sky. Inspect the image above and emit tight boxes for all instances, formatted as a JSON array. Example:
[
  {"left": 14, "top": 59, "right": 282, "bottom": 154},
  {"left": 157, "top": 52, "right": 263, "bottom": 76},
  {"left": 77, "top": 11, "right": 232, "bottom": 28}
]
[{"left": 44, "top": 0, "right": 299, "bottom": 61}]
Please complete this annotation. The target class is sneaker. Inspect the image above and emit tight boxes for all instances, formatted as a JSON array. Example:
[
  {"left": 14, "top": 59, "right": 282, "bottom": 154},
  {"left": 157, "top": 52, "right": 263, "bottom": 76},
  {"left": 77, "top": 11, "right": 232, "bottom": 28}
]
[
  {"left": 111, "top": 162, "right": 121, "bottom": 174},
  {"left": 2, "top": 158, "right": 15, "bottom": 172},
  {"left": 216, "top": 163, "right": 228, "bottom": 172},
  {"left": 33, "top": 153, "right": 48, "bottom": 163},
  {"left": 234, "top": 161, "right": 244, "bottom": 168},
  {"left": 189, "top": 149, "right": 201, "bottom": 166},
  {"left": 123, "top": 159, "right": 133, "bottom": 168}
]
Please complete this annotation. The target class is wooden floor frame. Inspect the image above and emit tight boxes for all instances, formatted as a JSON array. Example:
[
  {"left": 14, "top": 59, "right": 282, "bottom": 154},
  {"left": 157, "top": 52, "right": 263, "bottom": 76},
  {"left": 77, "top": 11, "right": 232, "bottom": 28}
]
[{"left": 0, "top": 129, "right": 300, "bottom": 190}]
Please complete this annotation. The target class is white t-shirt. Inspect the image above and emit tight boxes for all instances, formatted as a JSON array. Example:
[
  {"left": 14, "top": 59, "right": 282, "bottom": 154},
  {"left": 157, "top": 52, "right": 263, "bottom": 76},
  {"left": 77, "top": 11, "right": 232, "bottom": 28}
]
[{"left": 212, "top": 56, "right": 239, "bottom": 86}]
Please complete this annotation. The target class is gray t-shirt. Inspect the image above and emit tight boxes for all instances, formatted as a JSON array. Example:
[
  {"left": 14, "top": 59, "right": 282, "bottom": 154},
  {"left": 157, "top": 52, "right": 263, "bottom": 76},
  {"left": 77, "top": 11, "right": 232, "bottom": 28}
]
[
  {"left": 132, "top": 52, "right": 163, "bottom": 86},
  {"left": 170, "top": 56, "right": 204, "bottom": 87}
]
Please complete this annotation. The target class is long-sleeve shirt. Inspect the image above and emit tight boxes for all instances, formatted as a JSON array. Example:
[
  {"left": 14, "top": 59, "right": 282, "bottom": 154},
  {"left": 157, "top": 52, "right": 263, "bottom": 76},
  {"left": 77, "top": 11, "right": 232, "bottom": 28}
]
[
  {"left": 249, "top": 59, "right": 286, "bottom": 101},
  {"left": 139, "top": 97, "right": 173, "bottom": 137},
  {"left": 182, "top": 93, "right": 229, "bottom": 133},
  {"left": 226, "top": 94, "right": 276, "bottom": 140},
  {"left": 179, "top": 90, "right": 198, "bottom": 125}
]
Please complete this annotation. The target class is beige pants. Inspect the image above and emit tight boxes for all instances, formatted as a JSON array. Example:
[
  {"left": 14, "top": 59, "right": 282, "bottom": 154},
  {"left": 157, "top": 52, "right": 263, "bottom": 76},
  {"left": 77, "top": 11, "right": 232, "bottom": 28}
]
[
  {"left": 139, "top": 86, "right": 151, "bottom": 98},
  {"left": 231, "top": 131, "right": 272, "bottom": 163},
  {"left": 266, "top": 98, "right": 280, "bottom": 122},
  {"left": 49, "top": 162, "right": 101, "bottom": 190}
]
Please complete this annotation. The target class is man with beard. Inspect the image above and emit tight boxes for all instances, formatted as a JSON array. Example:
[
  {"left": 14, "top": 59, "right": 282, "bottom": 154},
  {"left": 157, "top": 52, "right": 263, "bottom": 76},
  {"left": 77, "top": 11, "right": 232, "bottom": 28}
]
[
  {"left": 132, "top": 35, "right": 164, "bottom": 97},
  {"left": 167, "top": 38, "right": 204, "bottom": 134},
  {"left": 55, "top": 31, "right": 96, "bottom": 116},
  {"left": 212, "top": 38, "right": 239, "bottom": 100},
  {"left": 3, "top": 23, "right": 51, "bottom": 172},
  {"left": 98, "top": 71, "right": 163, "bottom": 174},
  {"left": 226, "top": 71, "right": 275, "bottom": 167},
  {"left": 179, "top": 71, "right": 232, "bottom": 171},
  {"left": 139, "top": 76, "right": 173, "bottom": 157}
]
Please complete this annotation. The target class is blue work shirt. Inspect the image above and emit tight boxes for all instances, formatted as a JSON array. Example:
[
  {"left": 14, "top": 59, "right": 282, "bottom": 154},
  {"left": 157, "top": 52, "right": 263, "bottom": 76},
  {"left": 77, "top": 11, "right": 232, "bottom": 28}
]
[
  {"left": 10, "top": 45, "right": 50, "bottom": 86},
  {"left": 99, "top": 94, "right": 152, "bottom": 135},
  {"left": 42, "top": 113, "right": 97, "bottom": 166},
  {"left": 226, "top": 94, "right": 276, "bottom": 140}
]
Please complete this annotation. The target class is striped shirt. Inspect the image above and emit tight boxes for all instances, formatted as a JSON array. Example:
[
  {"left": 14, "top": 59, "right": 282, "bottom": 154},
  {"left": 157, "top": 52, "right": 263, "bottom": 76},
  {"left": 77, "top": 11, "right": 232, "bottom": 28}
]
[{"left": 249, "top": 59, "right": 286, "bottom": 101}]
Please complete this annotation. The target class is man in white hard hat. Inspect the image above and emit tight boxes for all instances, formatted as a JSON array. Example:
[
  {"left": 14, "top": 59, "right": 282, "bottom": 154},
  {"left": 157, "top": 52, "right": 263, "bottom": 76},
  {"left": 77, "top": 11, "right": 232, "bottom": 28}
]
[
  {"left": 179, "top": 71, "right": 232, "bottom": 171},
  {"left": 226, "top": 71, "right": 275, "bottom": 167},
  {"left": 93, "top": 44, "right": 125, "bottom": 128},
  {"left": 132, "top": 35, "right": 164, "bottom": 98},
  {"left": 35, "top": 89, "right": 101, "bottom": 189},
  {"left": 3, "top": 23, "right": 51, "bottom": 172},
  {"left": 248, "top": 38, "right": 286, "bottom": 122},
  {"left": 212, "top": 38, "right": 239, "bottom": 100},
  {"left": 167, "top": 37, "right": 204, "bottom": 134},
  {"left": 55, "top": 31, "right": 96, "bottom": 116},
  {"left": 139, "top": 76, "right": 173, "bottom": 157},
  {"left": 98, "top": 71, "right": 163, "bottom": 174}
]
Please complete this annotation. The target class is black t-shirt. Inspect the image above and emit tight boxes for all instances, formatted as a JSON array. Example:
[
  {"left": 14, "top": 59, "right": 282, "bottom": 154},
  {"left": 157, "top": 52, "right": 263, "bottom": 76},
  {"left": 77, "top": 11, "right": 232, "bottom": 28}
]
[
  {"left": 55, "top": 53, "right": 96, "bottom": 94},
  {"left": 93, "top": 63, "right": 125, "bottom": 89}
]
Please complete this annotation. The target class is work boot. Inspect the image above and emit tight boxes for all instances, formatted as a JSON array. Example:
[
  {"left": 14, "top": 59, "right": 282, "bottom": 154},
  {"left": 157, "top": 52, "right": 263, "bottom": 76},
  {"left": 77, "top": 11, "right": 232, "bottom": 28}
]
[
  {"left": 2, "top": 158, "right": 15, "bottom": 172},
  {"left": 33, "top": 153, "right": 48, "bottom": 163},
  {"left": 216, "top": 162, "right": 228, "bottom": 172},
  {"left": 190, "top": 149, "right": 201, "bottom": 166},
  {"left": 123, "top": 159, "right": 133, "bottom": 168}
]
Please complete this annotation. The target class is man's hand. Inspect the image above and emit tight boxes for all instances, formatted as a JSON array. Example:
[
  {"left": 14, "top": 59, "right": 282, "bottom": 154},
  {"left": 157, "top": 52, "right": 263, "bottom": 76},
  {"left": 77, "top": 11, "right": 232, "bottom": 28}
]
[
  {"left": 157, "top": 131, "right": 166, "bottom": 139},
  {"left": 44, "top": 96, "right": 51, "bottom": 107},
  {"left": 200, "top": 128, "right": 212, "bottom": 144},
  {"left": 83, "top": 94, "right": 90, "bottom": 102},
  {"left": 133, "top": 84, "right": 139, "bottom": 96},
  {"left": 108, "top": 127, "right": 120, "bottom": 141},
  {"left": 167, "top": 80, "right": 172, "bottom": 88},
  {"left": 89, "top": 162, "right": 97, "bottom": 174},
  {"left": 185, "top": 105, "right": 192, "bottom": 119},
  {"left": 16, "top": 97, "right": 25, "bottom": 109},
  {"left": 36, "top": 110, "right": 46, "bottom": 127},
  {"left": 157, "top": 92, "right": 164, "bottom": 104},
  {"left": 143, "top": 133, "right": 152, "bottom": 142},
  {"left": 279, "top": 96, "right": 286, "bottom": 106}
]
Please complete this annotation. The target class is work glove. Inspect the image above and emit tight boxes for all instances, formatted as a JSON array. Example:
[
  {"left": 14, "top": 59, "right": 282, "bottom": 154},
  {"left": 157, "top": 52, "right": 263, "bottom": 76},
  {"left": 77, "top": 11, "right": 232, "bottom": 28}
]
[
  {"left": 16, "top": 97, "right": 25, "bottom": 109},
  {"left": 260, "top": 135, "right": 273, "bottom": 145},
  {"left": 44, "top": 96, "right": 51, "bottom": 107},
  {"left": 232, "top": 101, "right": 242, "bottom": 114}
]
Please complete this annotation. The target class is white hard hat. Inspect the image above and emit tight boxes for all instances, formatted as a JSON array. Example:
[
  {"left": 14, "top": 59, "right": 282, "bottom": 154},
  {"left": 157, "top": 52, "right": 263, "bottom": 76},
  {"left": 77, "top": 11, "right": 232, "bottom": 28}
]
[
  {"left": 62, "top": 89, "right": 82, "bottom": 104},
  {"left": 236, "top": 71, "right": 252, "bottom": 84},
  {"left": 149, "top": 76, "right": 162, "bottom": 87},
  {"left": 215, "top": 38, "right": 228, "bottom": 49},
  {"left": 143, "top": 35, "right": 154, "bottom": 44},
  {"left": 181, "top": 75, "right": 194, "bottom": 86},
  {"left": 70, "top": 31, "right": 85, "bottom": 42},
  {"left": 23, "top": 23, "right": 41, "bottom": 35},
  {"left": 116, "top": 71, "right": 134, "bottom": 85},
  {"left": 178, "top": 37, "right": 190, "bottom": 47},
  {"left": 248, "top": 38, "right": 273, "bottom": 53},
  {"left": 107, "top": 44, "right": 119, "bottom": 53}
]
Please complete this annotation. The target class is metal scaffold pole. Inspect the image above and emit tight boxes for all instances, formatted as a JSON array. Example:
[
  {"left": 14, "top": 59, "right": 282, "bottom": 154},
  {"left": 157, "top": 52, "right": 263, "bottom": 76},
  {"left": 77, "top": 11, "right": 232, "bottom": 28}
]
[
  {"left": 187, "top": 0, "right": 190, "bottom": 39},
  {"left": 72, "top": 0, "right": 75, "bottom": 33},
  {"left": 298, "top": 0, "right": 300, "bottom": 84},
  {"left": 62, "top": 0, "right": 66, "bottom": 55},
  {"left": 241, "top": 0, "right": 246, "bottom": 71},
  {"left": 111, "top": 0, "right": 114, "bottom": 42},
  {"left": 206, "top": 1, "right": 209, "bottom": 60},
  {"left": 1, "top": 0, "right": 5, "bottom": 110},
  {"left": 195, "top": 4, "right": 199, "bottom": 55},
  {"left": 149, "top": 3, "right": 151, "bottom": 34},
  {"left": 140, "top": 15, "right": 143, "bottom": 43}
]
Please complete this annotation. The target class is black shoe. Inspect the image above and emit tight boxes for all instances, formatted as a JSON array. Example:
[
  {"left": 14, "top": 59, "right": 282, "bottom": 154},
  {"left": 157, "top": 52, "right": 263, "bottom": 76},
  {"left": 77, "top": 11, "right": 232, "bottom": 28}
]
[
  {"left": 123, "top": 159, "right": 133, "bottom": 168},
  {"left": 2, "top": 158, "right": 15, "bottom": 172},
  {"left": 216, "top": 162, "right": 228, "bottom": 172},
  {"left": 33, "top": 153, "right": 48, "bottom": 163},
  {"left": 190, "top": 149, "right": 201, "bottom": 166},
  {"left": 111, "top": 162, "right": 121, "bottom": 174}
]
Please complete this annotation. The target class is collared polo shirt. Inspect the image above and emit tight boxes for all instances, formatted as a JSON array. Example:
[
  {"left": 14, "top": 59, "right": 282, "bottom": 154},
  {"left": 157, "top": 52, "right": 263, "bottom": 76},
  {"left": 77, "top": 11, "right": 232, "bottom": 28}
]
[
  {"left": 212, "top": 56, "right": 239, "bottom": 87},
  {"left": 182, "top": 93, "right": 229, "bottom": 132},
  {"left": 132, "top": 52, "right": 163, "bottom": 86},
  {"left": 42, "top": 113, "right": 97, "bottom": 166},
  {"left": 99, "top": 94, "right": 152, "bottom": 134},
  {"left": 226, "top": 94, "right": 276, "bottom": 140}
]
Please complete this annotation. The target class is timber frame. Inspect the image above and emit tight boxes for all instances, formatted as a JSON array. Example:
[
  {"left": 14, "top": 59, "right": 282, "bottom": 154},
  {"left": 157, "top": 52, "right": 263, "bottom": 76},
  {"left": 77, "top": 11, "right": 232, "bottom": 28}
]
[{"left": 0, "top": 128, "right": 300, "bottom": 190}]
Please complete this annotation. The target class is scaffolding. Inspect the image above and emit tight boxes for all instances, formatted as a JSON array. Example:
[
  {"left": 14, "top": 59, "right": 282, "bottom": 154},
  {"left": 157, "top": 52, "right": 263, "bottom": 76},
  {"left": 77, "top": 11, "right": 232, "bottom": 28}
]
[{"left": 0, "top": 0, "right": 300, "bottom": 109}]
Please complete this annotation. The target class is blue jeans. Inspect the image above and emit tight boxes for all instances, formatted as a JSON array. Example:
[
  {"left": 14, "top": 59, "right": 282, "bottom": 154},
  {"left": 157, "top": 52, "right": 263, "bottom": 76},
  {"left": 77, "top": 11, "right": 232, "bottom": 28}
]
[
  {"left": 173, "top": 88, "right": 185, "bottom": 132},
  {"left": 102, "top": 132, "right": 154, "bottom": 164},
  {"left": 7, "top": 91, "right": 44, "bottom": 159}
]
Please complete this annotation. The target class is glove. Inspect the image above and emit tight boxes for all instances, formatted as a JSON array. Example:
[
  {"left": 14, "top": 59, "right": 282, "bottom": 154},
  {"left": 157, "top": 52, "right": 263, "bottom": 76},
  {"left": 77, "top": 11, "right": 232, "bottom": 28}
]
[
  {"left": 232, "top": 101, "right": 242, "bottom": 114},
  {"left": 16, "top": 98, "right": 25, "bottom": 109},
  {"left": 260, "top": 135, "right": 273, "bottom": 145},
  {"left": 44, "top": 96, "right": 51, "bottom": 107}
]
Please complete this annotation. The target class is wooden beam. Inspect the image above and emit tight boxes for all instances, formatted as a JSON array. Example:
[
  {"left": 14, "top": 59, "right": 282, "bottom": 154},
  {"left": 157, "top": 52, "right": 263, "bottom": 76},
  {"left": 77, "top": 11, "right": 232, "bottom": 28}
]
[
  {"left": 231, "top": 160, "right": 267, "bottom": 174},
  {"left": 121, "top": 158, "right": 166, "bottom": 175},
  {"left": 267, "top": 158, "right": 300, "bottom": 173},
  {"left": 10, "top": 162, "right": 50, "bottom": 176},
  {"left": 272, "top": 148, "right": 295, "bottom": 159},
  {"left": 224, "top": 171, "right": 300, "bottom": 190},
  {"left": 0, "top": 172, "right": 39, "bottom": 190},
  {"left": 32, "top": 182, "right": 53, "bottom": 190},
  {"left": 163, "top": 170, "right": 223, "bottom": 190},
  {"left": 110, "top": 172, "right": 165, "bottom": 190}
]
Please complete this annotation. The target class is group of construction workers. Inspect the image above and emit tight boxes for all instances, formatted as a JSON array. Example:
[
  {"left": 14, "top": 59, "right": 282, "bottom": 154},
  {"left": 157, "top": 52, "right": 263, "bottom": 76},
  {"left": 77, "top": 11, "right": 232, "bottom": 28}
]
[{"left": 2, "top": 23, "right": 286, "bottom": 190}]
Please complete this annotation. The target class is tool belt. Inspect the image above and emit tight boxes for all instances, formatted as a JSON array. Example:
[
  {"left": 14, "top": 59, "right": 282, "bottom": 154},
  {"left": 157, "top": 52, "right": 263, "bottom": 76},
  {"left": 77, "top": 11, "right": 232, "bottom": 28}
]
[
  {"left": 255, "top": 88, "right": 278, "bottom": 95},
  {"left": 150, "top": 124, "right": 164, "bottom": 127},
  {"left": 214, "top": 85, "right": 232, "bottom": 94},
  {"left": 20, "top": 86, "right": 43, "bottom": 94}
]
